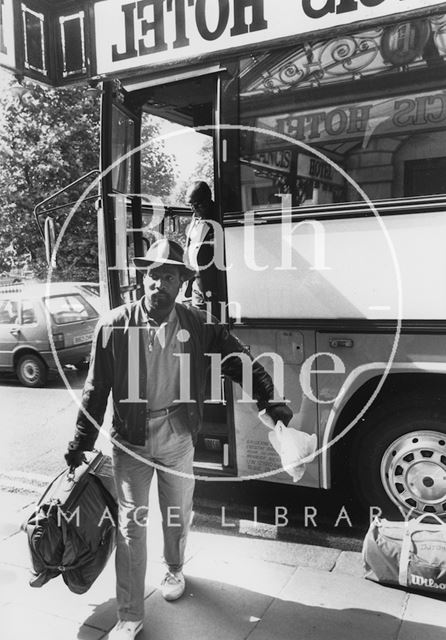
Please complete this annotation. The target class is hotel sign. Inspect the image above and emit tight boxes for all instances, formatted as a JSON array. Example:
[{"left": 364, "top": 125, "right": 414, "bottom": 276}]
[
  {"left": 255, "top": 90, "right": 446, "bottom": 147},
  {"left": 95, "top": 0, "right": 446, "bottom": 75}
]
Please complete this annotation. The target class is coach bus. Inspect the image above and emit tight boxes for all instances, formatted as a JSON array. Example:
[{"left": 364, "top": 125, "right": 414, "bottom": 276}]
[{"left": 3, "top": 0, "right": 446, "bottom": 518}]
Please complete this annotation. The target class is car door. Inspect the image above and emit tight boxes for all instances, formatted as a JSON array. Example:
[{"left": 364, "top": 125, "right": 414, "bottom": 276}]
[
  {"left": 0, "top": 297, "right": 20, "bottom": 369},
  {"left": 15, "top": 298, "right": 47, "bottom": 352}
]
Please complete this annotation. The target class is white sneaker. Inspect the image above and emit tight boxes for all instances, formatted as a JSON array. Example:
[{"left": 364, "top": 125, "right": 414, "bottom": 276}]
[
  {"left": 161, "top": 570, "right": 186, "bottom": 601},
  {"left": 108, "top": 620, "right": 143, "bottom": 639}
]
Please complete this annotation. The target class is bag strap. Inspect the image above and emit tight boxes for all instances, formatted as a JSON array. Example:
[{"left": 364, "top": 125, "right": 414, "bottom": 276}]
[
  {"left": 398, "top": 524, "right": 412, "bottom": 587},
  {"left": 41, "top": 558, "right": 87, "bottom": 572},
  {"left": 399, "top": 514, "right": 446, "bottom": 586},
  {"left": 412, "top": 513, "right": 446, "bottom": 528},
  {"left": 407, "top": 513, "right": 446, "bottom": 540},
  {"left": 86, "top": 450, "right": 104, "bottom": 474}
]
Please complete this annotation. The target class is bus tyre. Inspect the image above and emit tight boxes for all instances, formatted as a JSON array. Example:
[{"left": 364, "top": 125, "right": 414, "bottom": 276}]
[
  {"left": 16, "top": 354, "right": 48, "bottom": 388},
  {"left": 351, "top": 401, "right": 446, "bottom": 519}
]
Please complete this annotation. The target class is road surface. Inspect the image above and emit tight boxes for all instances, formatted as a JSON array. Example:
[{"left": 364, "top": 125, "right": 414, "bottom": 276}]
[{"left": 0, "top": 369, "right": 112, "bottom": 494}]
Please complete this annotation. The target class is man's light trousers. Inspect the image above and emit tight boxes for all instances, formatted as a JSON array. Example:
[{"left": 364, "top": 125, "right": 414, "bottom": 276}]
[{"left": 112, "top": 411, "right": 195, "bottom": 621}]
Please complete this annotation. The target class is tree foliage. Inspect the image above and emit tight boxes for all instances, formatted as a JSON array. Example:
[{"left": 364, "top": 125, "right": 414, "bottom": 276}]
[
  {"left": 0, "top": 83, "right": 101, "bottom": 280},
  {"left": 175, "top": 135, "right": 214, "bottom": 205},
  {"left": 0, "top": 81, "right": 178, "bottom": 282},
  {"left": 189, "top": 135, "right": 214, "bottom": 188},
  {"left": 141, "top": 114, "right": 178, "bottom": 200}
]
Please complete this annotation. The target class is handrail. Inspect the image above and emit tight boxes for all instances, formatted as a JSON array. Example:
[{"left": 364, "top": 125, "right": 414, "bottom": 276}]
[{"left": 33, "top": 169, "right": 100, "bottom": 240}]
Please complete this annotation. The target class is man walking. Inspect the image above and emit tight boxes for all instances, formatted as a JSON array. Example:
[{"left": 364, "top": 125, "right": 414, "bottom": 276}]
[{"left": 65, "top": 238, "right": 292, "bottom": 640}]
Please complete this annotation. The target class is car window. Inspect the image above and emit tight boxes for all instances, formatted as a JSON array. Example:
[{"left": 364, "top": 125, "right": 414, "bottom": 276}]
[
  {"left": 0, "top": 299, "right": 19, "bottom": 324},
  {"left": 77, "top": 284, "right": 100, "bottom": 297},
  {"left": 20, "top": 299, "right": 37, "bottom": 325},
  {"left": 44, "top": 294, "right": 99, "bottom": 325}
]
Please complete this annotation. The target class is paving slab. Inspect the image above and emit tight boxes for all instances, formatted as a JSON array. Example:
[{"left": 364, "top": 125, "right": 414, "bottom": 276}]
[
  {"left": 185, "top": 551, "right": 295, "bottom": 597},
  {"left": 137, "top": 575, "right": 274, "bottom": 640},
  {"left": 398, "top": 592, "right": 446, "bottom": 640},
  {"left": 248, "top": 598, "right": 403, "bottom": 640},
  {"left": 280, "top": 566, "right": 408, "bottom": 613},
  {"left": 186, "top": 530, "right": 341, "bottom": 570},
  {"left": 0, "top": 550, "right": 157, "bottom": 633},
  {"left": 332, "top": 550, "right": 364, "bottom": 577},
  {"left": 249, "top": 566, "right": 409, "bottom": 640},
  {"left": 2, "top": 601, "right": 104, "bottom": 640}
]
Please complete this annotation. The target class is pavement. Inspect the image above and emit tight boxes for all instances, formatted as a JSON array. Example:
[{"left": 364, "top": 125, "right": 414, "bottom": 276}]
[{"left": 1, "top": 487, "right": 445, "bottom": 640}]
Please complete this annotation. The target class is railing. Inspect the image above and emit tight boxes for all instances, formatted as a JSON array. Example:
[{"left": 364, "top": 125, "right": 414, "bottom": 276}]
[{"left": 33, "top": 170, "right": 100, "bottom": 242}]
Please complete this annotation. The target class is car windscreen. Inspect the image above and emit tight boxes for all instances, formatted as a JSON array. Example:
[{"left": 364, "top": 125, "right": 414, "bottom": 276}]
[{"left": 44, "top": 294, "right": 99, "bottom": 325}]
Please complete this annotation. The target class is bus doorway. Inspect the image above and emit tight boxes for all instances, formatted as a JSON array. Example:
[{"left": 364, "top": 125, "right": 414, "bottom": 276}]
[{"left": 103, "top": 73, "right": 236, "bottom": 476}]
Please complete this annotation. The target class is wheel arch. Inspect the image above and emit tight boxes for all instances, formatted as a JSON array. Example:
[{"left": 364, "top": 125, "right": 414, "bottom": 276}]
[
  {"left": 322, "top": 367, "right": 446, "bottom": 489},
  {"left": 12, "top": 347, "right": 47, "bottom": 369}
]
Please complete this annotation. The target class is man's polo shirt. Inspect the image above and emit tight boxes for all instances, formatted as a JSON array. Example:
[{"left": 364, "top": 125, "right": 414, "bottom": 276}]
[
  {"left": 141, "top": 305, "right": 182, "bottom": 411},
  {"left": 185, "top": 215, "right": 210, "bottom": 272}
]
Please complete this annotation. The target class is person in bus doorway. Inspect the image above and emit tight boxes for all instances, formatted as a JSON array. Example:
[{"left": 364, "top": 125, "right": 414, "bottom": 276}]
[
  {"left": 184, "top": 180, "right": 220, "bottom": 314},
  {"left": 64, "top": 238, "right": 293, "bottom": 640}
]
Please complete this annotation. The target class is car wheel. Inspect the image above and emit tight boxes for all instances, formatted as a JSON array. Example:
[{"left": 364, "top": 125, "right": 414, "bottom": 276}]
[
  {"left": 16, "top": 354, "right": 48, "bottom": 388},
  {"left": 351, "top": 400, "right": 446, "bottom": 519}
]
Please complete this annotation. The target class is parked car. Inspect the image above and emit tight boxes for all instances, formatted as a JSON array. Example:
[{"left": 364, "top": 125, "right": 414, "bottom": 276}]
[
  {"left": 71, "top": 282, "right": 108, "bottom": 315},
  {"left": 0, "top": 282, "right": 100, "bottom": 387}
]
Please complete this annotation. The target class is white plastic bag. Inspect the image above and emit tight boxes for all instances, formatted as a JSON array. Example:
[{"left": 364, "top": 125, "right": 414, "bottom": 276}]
[{"left": 259, "top": 412, "right": 317, "bottom": 482}]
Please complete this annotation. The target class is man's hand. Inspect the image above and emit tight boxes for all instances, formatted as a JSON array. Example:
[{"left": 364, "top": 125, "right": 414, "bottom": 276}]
[
  {"left": 64, "top": 444, "right": 86, "bottom": 469},
  {"left": 265, "top": 403, "right": 293, "bottom": 427}
]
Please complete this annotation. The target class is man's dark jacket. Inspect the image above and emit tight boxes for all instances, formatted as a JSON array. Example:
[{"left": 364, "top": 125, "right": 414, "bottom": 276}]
[{"left": 71, "top": 300, "right": 277, "bottom": 451}]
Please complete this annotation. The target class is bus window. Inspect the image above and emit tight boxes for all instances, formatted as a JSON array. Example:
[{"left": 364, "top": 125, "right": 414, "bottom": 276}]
[
  {"left": 138, "top": 75, "right": 216, "bottom": 204},
  {"left": 140, "top": 112, "right": 214, "bottom": 213},
  {"left": 133, "top": 76, "right": 217, "bottom": 252},
  {"left": 404, "top": 156, "right": 446, "bottom": 197},
  {"left": 237, "top": 14, "right": 446, "bottom": 212},
  {"left": 111, "top": 104, "right": 135, "bottom": 194}
]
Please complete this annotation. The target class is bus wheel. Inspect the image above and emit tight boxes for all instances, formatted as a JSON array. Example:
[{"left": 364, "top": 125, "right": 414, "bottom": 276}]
[
  {"left": 16, "top": 354, "right": 48, "bottom": 388},
  {"left": 352, "top": 402, "right": 446, "bottom": 519}
]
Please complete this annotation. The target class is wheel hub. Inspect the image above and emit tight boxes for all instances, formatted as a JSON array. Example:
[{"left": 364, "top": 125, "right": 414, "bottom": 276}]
[
  {"left": 406, "top": 461, "right": 446, "bottom": 501},
  {"left": 23, "top": 361, "right": 38, "bottom": 383},
  {"left": 381, "top": 431, "right": 446, "bottom": 516}
]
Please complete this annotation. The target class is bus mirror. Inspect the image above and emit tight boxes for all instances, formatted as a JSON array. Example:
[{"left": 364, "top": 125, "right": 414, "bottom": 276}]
[
  {"left": 44, "top": 216, "right": 56, "bottom": 267},
  {"left": 166, "top": 216, "right": 177, "bottom": 234}
]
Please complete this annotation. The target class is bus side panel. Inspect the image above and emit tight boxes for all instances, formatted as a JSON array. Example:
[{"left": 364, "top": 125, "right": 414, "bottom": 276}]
[
  {"left": 316, "top": 331, "right": 446, "bottom": 487},
  {"left": 231, "top": 326, "right": 319, "bottom": 487},
  {"left": 225, "top": 211, "right": 446, "bottom": 321}
]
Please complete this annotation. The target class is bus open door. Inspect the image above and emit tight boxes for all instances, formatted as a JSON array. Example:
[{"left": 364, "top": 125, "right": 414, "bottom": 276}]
[{"left": 100, "top": 72, "right": 240, "bottom": 476}]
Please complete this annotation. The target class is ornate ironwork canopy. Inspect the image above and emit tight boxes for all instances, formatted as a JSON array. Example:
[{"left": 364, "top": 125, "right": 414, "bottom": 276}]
[{"left": 240, "top": 14, "right": 446, "bottom": 98}]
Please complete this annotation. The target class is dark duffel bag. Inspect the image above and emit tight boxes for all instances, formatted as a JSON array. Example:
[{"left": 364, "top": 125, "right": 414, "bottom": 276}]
[
  {"left": 23, "top": 451, "right": 117, "bottom": 594},
  {"left": 363, "top": 514, "right": 446, "bottom": 596}
]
